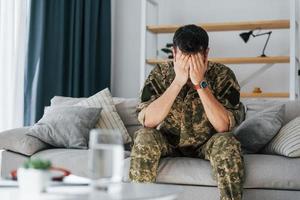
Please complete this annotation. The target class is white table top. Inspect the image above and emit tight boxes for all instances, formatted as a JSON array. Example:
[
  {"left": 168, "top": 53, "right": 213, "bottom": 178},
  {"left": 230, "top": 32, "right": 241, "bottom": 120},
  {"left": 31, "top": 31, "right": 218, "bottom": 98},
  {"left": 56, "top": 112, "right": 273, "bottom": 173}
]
[{"left": 0, "top": 182, "right": 181, "bottom": 200}]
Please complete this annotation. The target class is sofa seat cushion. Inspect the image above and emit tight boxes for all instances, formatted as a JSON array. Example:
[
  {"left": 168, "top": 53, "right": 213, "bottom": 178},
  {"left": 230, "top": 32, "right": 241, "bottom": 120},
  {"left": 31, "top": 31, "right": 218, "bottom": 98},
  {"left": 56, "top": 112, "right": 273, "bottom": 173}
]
[
  {"left": 123, "top": 154, "right": 300, "bottom": 190},
  {"left": 30, "top": 149, "right": 300, "bottom": 190},
  {"left": 31, "top": 149, "right": 131, "bottom": 178}
]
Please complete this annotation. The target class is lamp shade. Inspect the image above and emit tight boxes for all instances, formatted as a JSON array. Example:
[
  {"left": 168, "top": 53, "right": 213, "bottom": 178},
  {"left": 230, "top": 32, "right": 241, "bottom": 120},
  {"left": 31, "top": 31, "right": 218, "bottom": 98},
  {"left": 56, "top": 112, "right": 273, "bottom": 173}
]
[{"left": 239, "top": 31, "right": 253, "bottom": 43}]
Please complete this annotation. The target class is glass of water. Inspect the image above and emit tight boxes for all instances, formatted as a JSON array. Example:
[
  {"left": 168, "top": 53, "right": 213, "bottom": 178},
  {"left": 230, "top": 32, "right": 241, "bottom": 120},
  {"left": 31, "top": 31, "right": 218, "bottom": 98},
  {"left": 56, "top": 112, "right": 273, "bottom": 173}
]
[{"left": 88, "top": 129, "right": 124, "bottom": 192}]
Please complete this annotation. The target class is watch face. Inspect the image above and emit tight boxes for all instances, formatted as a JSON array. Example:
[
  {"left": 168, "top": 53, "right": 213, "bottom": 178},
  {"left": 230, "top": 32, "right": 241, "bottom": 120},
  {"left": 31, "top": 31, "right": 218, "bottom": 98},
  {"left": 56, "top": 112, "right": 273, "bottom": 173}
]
[{"left": 200, "top": 81, "right": 208, "bottom": 88}]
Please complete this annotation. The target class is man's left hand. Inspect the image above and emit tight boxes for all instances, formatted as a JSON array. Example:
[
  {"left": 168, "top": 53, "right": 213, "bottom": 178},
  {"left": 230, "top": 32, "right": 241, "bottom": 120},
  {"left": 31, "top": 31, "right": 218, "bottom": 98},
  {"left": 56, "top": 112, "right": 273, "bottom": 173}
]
[{"left": 189, "top": 53, "right": 208, "bottom": 85}]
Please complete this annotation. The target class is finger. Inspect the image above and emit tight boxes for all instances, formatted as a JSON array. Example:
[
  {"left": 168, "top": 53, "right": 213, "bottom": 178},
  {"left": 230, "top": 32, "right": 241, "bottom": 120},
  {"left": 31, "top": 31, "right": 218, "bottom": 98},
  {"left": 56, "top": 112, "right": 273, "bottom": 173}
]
[
  {"left": 196, "top": 54, "right": 204, "bottom": 71},
  {"left": 188, "top": 58, "right": 192, "bottom": 67},
  {"left": 183, "top": 58, "right": 190, "bottom": 71},
  {"left": 190, "top": 55, "right": 196, "bottom": 69},
  {"left": 189, "top": 61, "right": 194, "bottom": 73},
  {"left": 182, "top": 55, "right": 189, "bottom": 66},
  {"left": 172, "top": 48, "right": 176, "bottom": 62},
  {"left": 179, "top": 52, "right": 186, "bottom": 61},
  {"left": 176, "top": 50, "right": 182, "bottom": 61},
  {"left": 197, "top": 53, "right": 204, "bottom": 66},
  {"left": 191, "top": 55, "right": 197, "bottom": 67},
  {"left": 179, "top": 55, "right": 185, "bottom": 65},
  {"left": 192, "top": 55, "right": 200, "bottom": 71},
  {"left": 193, "top": 56, "right": 199, "bottom": 73},
  {"left": 187, "top": 57, "right": 193, "bottom": 70},
  {"left": 201, "top": 54, "right": 208, "bottom": 70},
  {"left": 204, "top": 57, "right": 208, "bottom": 70},
  {"left": 192, "top": 53, "right": 199, "bottom": 67}
]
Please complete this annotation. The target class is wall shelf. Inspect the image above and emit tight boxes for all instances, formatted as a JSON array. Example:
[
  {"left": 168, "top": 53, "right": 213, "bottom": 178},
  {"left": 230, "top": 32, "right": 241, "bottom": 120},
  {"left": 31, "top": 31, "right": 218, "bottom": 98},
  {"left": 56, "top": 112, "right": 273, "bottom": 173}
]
[
  {"left": 146, "top": 56, "right": 290, "bottom": 65},
  {"left": 147, "top": 20, "right": 290, "bottom": 33},
  {"left": 241, "top": 92, "right": 289, "bottom": 98}
]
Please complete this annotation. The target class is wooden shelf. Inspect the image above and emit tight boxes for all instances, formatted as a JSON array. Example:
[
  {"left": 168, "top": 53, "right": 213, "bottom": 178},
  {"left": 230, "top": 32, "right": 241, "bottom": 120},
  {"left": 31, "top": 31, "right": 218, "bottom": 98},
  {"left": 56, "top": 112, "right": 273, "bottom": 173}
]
[
  {"left": 211, "top": 56, "right": 289, "bottom": 64},
  {"left": 241, "top": 92, "right": 289, "bottom": 98},
  {"left": 147, "top": 20, "right": 290, "bottom": 33},
  {"left": 146, "top": 56, "right": 289, "bottom": 65}
]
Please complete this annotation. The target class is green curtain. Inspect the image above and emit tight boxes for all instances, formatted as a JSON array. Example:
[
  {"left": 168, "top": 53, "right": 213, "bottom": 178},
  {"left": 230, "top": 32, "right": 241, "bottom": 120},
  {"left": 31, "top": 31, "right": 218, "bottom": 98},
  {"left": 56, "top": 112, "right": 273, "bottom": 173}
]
[{"left": 24, "top": 0, "right": 111, "bottom": 125}]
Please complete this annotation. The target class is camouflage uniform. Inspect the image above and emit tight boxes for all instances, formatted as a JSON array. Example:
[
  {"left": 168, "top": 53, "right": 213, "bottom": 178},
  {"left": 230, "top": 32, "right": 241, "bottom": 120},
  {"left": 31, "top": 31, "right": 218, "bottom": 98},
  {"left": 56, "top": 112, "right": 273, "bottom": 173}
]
[{"left": 129, "top": 61, "right": 246, "bottom": 200}]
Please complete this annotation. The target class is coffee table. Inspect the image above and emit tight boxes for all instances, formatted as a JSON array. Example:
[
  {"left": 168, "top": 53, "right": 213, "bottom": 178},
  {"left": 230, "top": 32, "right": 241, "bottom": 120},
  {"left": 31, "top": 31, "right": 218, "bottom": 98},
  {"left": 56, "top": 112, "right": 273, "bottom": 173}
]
[{"left": 0, "top": 182, "right": 181, "bottom": 200}]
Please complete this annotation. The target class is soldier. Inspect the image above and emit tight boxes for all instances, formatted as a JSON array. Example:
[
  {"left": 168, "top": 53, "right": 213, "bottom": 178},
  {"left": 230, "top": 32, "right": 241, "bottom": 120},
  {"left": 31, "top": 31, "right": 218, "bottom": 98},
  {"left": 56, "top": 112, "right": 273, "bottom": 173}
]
[{"left": 129, "top": 24, "right": 246, "bottom": 200}]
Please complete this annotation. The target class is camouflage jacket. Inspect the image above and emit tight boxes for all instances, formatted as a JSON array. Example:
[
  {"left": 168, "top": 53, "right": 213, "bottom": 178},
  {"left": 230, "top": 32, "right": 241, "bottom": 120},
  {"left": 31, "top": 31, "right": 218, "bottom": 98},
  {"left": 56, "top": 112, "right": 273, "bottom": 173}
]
[{"left": 137, "top": 61, "right": 245, "bottom": 148}]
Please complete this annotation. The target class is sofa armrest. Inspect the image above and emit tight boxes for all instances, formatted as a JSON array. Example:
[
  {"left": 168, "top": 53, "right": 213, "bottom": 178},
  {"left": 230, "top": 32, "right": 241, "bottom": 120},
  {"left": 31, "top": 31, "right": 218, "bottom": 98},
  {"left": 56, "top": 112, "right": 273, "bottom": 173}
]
[{"left": 0, "top": 150, "right": 28, "bottom": 179}]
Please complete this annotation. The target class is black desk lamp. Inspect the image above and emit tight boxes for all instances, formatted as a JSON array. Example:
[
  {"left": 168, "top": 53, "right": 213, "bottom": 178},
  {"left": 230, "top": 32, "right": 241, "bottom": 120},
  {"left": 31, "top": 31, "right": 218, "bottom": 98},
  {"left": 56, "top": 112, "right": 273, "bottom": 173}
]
[{"left": 239, "top": 30, "right": 272, "bottom": 57}]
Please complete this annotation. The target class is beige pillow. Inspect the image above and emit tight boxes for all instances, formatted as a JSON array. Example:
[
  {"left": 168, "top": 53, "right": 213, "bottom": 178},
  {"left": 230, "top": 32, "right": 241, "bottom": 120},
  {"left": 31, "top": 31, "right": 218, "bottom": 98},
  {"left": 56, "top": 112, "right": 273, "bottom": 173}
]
[{"left": 75, "top": 88, "right": 132, "bottom": 144}]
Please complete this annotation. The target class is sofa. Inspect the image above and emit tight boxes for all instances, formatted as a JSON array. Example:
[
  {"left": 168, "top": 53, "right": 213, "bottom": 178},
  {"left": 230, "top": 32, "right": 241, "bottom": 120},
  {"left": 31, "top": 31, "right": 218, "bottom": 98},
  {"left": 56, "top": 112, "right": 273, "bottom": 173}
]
[{"left": 1, "top": 97, "right": 300, "bottom": 200}]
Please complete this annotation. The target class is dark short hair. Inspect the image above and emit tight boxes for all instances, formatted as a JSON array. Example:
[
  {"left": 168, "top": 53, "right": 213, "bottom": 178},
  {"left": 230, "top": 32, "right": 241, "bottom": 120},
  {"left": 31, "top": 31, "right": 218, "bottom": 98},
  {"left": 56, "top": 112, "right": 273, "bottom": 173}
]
[{"left": 173, "top": 24, "right": 209, "bottom": 54}]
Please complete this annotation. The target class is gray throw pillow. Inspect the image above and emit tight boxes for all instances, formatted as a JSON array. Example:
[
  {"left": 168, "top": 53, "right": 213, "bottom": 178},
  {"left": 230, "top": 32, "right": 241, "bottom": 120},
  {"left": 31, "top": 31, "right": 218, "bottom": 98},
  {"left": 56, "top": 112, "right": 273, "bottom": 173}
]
[
  {"left": 50, "top": 96, "right": 140, "bottom": 127},
  {"left": 0, "top": 127, "right": 50, "bottom": 156},
  {"left": 27, "top": 106, "right": 101, "bottom": 149},
  {"left": 51, "top": 96, "right": 140, "bottom": 124},
  {"left": 113, "top": 97, "right": 140, "bottom": 126},
  {"left": 263, "top": 116, "right": 300, "bottom": 157},
  {"left": 50, "top": 96, "right": 140, "bottom": 142},
  {"left": 233, "top": 104, "right": 285, "bottom": 153}
]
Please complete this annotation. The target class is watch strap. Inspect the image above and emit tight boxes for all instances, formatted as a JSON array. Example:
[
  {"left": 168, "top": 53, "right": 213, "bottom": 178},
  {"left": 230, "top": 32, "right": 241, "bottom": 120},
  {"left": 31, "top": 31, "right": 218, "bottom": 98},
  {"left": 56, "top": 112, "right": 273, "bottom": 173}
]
[
  {"left": 193, "top": 84, "right": 201, "bottom": 90},
  {"left": 194, "top": 80, "right": 208, "bottom": 90}
]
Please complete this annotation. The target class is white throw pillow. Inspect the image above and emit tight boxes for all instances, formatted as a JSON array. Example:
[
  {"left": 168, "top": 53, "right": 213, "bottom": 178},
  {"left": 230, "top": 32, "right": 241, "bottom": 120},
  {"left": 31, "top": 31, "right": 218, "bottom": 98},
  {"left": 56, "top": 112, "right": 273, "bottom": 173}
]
[{"left": 75, "top": 88, "right": 132, "bottom": 144}]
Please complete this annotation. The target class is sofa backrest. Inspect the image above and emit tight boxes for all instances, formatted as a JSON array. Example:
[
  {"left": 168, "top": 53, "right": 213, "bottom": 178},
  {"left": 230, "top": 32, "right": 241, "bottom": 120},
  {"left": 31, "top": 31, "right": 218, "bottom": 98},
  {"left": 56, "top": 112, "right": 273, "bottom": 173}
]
[
  {"left": 242, "top": 99, "right": 300, "bottom": 126},
  {"left": 114, "top": 98, "right": 300, "bottom": 137},
  {"left": 50, "top": 96, "right": 300, "bottom": 137}
]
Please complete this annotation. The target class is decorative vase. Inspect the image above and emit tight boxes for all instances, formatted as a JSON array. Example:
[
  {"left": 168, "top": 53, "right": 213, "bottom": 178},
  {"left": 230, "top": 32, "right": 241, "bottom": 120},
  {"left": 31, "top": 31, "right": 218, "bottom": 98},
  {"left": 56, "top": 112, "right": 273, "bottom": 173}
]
[{"left": 17, "top": 168, "right": 51, "bottom": 193}]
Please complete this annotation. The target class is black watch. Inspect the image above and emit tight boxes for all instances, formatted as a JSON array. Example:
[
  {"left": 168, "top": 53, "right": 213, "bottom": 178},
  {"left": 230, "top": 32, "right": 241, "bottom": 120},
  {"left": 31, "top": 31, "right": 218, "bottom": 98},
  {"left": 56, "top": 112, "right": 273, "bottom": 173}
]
[{"left": 194, "top": 80, "right": 208, "bottom": 90}]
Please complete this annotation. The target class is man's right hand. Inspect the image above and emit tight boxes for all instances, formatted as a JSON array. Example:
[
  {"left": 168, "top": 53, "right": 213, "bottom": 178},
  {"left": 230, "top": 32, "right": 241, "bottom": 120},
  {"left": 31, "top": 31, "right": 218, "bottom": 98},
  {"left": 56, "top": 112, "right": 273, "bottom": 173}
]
[{"left": 173, "top": 52, "right": 190, "bottom": 87}]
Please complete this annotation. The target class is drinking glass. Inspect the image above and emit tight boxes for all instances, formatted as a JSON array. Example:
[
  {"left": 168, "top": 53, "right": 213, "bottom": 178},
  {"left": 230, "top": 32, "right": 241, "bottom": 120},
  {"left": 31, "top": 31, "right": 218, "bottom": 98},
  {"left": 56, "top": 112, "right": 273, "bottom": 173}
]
[{"left": 88, "top": 128, "right": 124, "bottom": 192}]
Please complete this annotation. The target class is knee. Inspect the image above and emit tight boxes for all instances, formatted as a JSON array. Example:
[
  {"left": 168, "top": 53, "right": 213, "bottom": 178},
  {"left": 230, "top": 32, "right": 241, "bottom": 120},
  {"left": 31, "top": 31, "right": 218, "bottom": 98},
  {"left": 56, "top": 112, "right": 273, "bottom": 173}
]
[
  {"left": 212, "top": 132, "right": 240, "bottom": 149},
  {"left": 210, "top": 132, "right": 242, "bottom": 157},
  {"left": 133, "top": 128, "right": 159, "bottom": 146},
  {"left": 131, "top": 128, "right": 161, "bottom": 157}
]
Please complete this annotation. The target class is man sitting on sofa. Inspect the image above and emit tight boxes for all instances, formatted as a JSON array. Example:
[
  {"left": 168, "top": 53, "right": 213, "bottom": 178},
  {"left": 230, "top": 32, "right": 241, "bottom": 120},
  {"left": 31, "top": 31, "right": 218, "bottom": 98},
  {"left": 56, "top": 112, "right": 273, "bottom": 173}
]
[{"left": 129, "top": 24, "right": 246, "bottom": 200}]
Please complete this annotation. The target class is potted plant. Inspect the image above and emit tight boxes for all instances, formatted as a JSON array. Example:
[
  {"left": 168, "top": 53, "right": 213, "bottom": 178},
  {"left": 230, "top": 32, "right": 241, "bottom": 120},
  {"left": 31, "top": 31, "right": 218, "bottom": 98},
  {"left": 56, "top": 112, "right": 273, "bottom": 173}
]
[
  {"left": 161, "top": 43, "right": 174, "bottom": 59},
  {"left": 17, "top": 159, "right": 52, "bottom": 193}
]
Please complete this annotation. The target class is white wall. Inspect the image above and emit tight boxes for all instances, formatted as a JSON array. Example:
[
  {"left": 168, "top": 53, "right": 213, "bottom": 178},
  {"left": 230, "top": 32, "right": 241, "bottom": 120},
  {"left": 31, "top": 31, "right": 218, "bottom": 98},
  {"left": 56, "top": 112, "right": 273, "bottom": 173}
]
[
  {"left": 111, "top": 0, "right": 291, "bottom": 98},
  {"left": 111, "top": 0, "right": 142, "bottom": 98}
]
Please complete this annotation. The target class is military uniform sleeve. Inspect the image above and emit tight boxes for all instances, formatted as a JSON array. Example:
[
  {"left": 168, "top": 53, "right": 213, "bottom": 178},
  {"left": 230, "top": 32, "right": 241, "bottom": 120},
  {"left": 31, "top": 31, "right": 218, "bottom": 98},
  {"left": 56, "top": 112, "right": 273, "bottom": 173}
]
[
  {"left": 137, "top": 64, "right": 167, "bottom": 126},
  {"left": 213, "top": 67, "right": 245, "bottom": 131}
]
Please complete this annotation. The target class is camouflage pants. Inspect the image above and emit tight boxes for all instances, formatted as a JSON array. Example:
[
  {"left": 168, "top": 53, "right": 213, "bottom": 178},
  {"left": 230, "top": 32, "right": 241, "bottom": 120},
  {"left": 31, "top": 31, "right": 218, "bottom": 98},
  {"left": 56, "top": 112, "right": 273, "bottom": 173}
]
[{"left": 129, "top": 128, "right": 245, "bottom": 200}]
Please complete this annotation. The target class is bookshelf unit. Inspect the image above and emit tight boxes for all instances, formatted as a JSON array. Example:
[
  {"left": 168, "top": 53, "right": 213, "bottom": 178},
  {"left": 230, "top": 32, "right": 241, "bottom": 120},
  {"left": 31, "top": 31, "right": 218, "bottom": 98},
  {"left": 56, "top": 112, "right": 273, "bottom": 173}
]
[{"left": 140, "top": 0, "right": 300, "bottom": 99}]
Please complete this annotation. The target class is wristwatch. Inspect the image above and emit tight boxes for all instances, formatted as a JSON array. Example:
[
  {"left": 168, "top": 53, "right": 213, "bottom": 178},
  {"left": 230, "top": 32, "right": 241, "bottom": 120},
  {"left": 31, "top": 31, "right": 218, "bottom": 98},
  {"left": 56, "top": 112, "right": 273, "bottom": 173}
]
[{"left": 194, "top": 80, "right": 208, "bottom": 90}]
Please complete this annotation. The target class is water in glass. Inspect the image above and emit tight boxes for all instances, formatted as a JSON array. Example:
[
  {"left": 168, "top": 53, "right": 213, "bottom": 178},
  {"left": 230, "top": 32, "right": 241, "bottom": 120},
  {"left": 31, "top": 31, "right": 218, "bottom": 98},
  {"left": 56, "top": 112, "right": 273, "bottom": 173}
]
[{"left": 88, "top": 129, "right": 124, "bottom": 192}]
